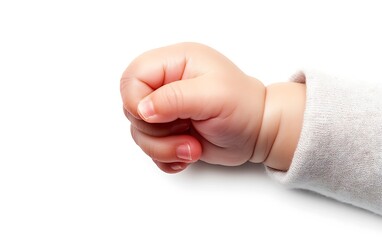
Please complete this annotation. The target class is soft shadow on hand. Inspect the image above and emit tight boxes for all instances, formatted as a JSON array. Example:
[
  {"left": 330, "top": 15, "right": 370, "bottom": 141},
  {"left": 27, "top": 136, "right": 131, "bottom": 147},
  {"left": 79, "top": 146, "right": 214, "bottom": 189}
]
[
  {"left": 186, "top": 161, "right": 266, "bottom": 177},
  {"left": 165, "top": 161, "right": 272, "bottom": 192},
  {"left": 169, "top": 161, "right": 382, "bottom": 221}
]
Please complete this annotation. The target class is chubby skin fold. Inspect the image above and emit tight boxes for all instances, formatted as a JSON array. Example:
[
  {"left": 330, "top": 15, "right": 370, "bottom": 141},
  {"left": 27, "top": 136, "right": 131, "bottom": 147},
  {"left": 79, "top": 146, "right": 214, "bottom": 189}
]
[
  {"left": 121, "top": 42, "right": 305, "bottom": 173},
  {"left": 252, "top": 82, "right": 306, "bottom": 171}
]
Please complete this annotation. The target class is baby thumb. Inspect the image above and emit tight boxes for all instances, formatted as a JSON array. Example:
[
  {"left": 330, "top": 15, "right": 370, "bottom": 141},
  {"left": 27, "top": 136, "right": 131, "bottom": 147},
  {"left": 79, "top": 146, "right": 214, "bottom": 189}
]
[{"left": 137, "top": 78, "right": 219, "bottom": 123}]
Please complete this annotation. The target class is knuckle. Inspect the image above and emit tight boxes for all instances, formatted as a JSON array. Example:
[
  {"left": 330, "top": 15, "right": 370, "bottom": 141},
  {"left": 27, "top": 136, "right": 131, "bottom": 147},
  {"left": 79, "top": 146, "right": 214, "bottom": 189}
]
[
  {"left": 163, "top": 84, "right": 184, "bottom": 115},
  {"left": 120, "top": 71, "right": 134, "bottom": 93},
  {"left": 130, "top": 126, "right": 140, "bottom": 145},
  {"left": 123, "top": 107, "right": 130, "bottom": 119},
  {"left": 131, "top": 126, "right": 162, "bottom": 160},
  {"left": 120, "top": 75, "right": 134, "bottom": 109},
  {"left": 146, "top": 144, "right": 160, "bottom": 160}
]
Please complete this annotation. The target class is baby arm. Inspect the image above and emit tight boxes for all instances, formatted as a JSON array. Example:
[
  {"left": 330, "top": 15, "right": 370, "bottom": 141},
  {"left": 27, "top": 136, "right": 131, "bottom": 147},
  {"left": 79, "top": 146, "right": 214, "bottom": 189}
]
[{"left": 120, "top": 42, "right": 305, "bottom": 173}]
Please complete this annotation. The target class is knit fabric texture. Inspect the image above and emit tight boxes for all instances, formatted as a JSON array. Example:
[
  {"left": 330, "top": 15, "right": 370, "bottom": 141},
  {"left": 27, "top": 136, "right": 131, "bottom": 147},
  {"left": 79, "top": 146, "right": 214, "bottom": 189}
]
[{"left": 267, "top": 70, "right": 382, "bottom": 215}]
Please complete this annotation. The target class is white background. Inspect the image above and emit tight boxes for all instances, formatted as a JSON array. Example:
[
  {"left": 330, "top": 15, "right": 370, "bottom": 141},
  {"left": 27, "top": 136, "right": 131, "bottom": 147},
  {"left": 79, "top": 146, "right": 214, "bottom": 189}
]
[{"left": 1, "top": 0, "right": 381, "bottom": 239}]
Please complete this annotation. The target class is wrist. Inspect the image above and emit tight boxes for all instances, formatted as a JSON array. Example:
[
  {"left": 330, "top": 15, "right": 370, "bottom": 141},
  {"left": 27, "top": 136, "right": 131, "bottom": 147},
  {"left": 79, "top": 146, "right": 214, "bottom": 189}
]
[{"left": 250, "top": 82, "right": 306, "bottom": 171}]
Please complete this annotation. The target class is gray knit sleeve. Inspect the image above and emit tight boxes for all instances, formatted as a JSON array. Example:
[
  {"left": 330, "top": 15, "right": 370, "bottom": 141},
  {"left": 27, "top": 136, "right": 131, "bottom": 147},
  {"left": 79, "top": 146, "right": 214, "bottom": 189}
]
[{"left": 267, "top": 70, "right": 382, "bottom": 215}]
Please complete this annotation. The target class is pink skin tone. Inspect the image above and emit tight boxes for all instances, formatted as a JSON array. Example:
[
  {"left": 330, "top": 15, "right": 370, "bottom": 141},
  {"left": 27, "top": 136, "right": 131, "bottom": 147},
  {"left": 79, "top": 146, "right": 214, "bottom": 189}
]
[{"left": 121, "top": 43, "right": 306, "bottom": 173}]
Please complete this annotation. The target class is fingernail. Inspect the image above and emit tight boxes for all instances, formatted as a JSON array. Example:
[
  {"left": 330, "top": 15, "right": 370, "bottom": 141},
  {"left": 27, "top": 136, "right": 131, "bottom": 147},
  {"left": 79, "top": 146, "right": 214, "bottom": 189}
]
[
  {"left": 176, "top": 144, "right": 192, "bottom": 161},
  {"left": 138, "top": 99, "right": 155, "bottom": 120},
  {"left": 170, "top": 163, "right": 184, "bottom": 171}
]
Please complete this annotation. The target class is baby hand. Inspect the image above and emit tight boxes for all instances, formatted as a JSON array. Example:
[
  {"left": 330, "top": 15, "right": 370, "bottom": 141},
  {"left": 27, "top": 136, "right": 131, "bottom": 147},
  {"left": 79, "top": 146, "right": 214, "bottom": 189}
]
[{"left": 120, "top": 43, "right": 266, "bottom": 173}]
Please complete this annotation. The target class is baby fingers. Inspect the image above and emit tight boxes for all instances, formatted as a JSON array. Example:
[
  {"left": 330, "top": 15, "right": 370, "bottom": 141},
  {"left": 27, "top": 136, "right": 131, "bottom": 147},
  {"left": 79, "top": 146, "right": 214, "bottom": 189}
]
[
  {"left": 153, "top": 160, "right": 190, "bottom": 174},
  {"left": 130, "top": 126, "right": 202, "bottom": 164},
  {"left": 125, "top": 108, "right": 191, "bottom": 137}
]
